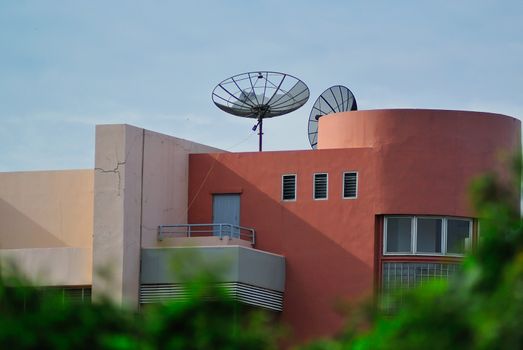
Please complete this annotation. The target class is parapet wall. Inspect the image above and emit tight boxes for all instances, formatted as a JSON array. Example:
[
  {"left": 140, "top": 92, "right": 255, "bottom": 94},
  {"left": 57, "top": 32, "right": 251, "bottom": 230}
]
[
  {"left": 0, "top": 170, "right": 94, "bottom": 249},
  {"left": 318, "top": 109, "right": 521, "bottom": 215},
  {"left": 318, "top": 109, "right": 521, "bottom": 153}
]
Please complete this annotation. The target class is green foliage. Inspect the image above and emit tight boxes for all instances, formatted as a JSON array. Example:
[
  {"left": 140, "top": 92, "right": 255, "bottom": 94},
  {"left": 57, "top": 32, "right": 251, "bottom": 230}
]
[
  {"left": 0, "top": 275, "right": 140, "bottom": 350},
  {"left": 0, "top": 261, "right": 278, "bottom": 350},
  {"left": 301, "top": 155, "right": 523, "bottom": 350},
  {"left": 141, "top": 282, "right": 277, "bottom": 350}
]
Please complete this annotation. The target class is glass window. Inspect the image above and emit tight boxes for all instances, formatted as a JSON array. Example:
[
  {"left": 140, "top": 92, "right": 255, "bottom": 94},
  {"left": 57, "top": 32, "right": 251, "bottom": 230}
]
[
  {"left": 447, "top": 219, "right": 471, "bottom": 254},
  {"left": 383, "top": 216, "right": 473, "bottom": 256},
  {"left": 416, "top": 218, "right": 442, "bottom": 253},
  {"left": 385, "top": 217, "right": 412, "bottom": 253}
]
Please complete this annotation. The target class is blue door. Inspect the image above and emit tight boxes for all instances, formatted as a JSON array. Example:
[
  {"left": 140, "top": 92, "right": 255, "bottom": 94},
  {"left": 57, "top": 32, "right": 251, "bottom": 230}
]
[{"left": 212, "top": 194, "right": 240, "bottom": 238}]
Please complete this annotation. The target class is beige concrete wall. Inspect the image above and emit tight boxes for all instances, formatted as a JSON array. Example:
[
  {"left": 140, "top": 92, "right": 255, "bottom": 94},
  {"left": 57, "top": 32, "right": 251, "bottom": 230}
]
[
  {"left": 0, "top": 170, "right": 93, "bottom": 249},
  {"left": 141, "top": 129, "right": 222, "bottom": 248},
  {"left": 93, "top": 124, "right": 221, "bottom": 307},
  {"left": 0, "top": 247, "right": 92, "bottom": 286}
]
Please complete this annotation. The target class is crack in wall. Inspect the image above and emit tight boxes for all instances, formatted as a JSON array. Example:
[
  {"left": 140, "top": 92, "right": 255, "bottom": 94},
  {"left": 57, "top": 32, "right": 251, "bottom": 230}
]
[{"left": 95, "top": 161, "right": 126, "bottom": 196}]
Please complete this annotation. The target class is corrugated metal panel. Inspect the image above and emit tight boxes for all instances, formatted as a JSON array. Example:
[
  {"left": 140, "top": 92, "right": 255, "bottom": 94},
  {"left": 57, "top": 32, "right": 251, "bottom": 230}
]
[
  {"left": 233, "top": 283, "right": 283, "bottom": 311},
  {"left": 140, "top": 282, "right": 283, "bottom": 312}
]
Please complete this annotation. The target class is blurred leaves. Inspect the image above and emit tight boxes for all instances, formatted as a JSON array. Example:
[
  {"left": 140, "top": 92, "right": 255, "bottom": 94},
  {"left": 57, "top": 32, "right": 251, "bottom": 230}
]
[{"left": 0, "top": 254, "right": 279, "bottom": 350}]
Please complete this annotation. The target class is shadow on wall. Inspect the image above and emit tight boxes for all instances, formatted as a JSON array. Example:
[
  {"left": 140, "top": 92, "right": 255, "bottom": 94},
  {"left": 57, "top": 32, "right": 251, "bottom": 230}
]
[
  {"left": 188, "top": 156, "right": 374, "bottom": 344},
  {"left": 0, "top": 199, "right": 67, "bottom": 249}
]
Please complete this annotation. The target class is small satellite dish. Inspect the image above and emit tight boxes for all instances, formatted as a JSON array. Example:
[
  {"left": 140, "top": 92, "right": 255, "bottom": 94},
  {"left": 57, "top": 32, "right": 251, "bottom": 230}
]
[
  {"left": 308, "top": 85, "right": 357, "bottom": 149},
  {"left": 212, "top": 71, "right": 310, "bottom": 151}
]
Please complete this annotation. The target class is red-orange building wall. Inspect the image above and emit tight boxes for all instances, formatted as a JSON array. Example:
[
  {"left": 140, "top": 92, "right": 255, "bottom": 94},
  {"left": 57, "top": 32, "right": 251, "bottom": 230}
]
[{"left": 188, "top": 109, "right": 521, "bottom": 343}]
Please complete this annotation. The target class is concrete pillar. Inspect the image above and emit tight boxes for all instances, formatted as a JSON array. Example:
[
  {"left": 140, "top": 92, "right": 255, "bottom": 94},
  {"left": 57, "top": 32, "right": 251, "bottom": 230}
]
[{"left": 92, "top": 124, "right": 143, "bottom": 307}]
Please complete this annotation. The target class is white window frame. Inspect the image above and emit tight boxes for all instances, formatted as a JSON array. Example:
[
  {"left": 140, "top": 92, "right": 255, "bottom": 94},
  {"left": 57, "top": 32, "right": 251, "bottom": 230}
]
[
  {"left": 342, "top": 171, "right": 358, "bottom": 199},
  {"left": 313, "top": 172, "right": 328, "bottom": 200},
  {"left": 281, "top": 174, "right": 297, "bottom": 202},
  {"left": 383, "top": 216, "right": 414, "bottom": 255},
  {"left": 383, "top": 216, "right": 472, "bottom": 257}
]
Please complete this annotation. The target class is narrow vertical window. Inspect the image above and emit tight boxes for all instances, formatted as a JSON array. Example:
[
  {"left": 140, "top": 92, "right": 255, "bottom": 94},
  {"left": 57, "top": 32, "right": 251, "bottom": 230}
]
[
  {"left": 313, "top": 173, "right": 328, "bottom": 200},
  {"left": 282, "top": 174, "right": 296, "bottom": 201},
  {"left": 343, "top": 172, "right": 358, "bottom": 199}
]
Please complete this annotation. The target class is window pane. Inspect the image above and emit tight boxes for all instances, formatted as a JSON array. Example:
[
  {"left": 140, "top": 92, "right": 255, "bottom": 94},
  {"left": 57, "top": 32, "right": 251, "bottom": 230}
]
[
  {"left": 386, "top": 218, "right": 412, "bottom": 253},
  {"left": 416, "top": 218, "right": 442, "bottom": 253},
  {"left": 447, "top": 219, "right": 471, "bottom": 254}
]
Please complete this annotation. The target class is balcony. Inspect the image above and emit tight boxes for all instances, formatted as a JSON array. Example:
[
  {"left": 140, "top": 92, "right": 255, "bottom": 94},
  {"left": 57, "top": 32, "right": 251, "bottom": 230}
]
[
  {"left": 157, "top": 224, "right": 255, "bottom": 248},
  {"left": 142, "top": 233, "right": 285, "bottom": 311}
]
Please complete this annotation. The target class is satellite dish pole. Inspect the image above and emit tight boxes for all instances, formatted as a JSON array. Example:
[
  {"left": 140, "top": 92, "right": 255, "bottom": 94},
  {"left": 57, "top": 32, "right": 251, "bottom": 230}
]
[
  {"left": 212, "top": 71, "right": 310, "bottom": 152},
  {"left": 258, "top": 115, "right": 263, "bottom": 151}
]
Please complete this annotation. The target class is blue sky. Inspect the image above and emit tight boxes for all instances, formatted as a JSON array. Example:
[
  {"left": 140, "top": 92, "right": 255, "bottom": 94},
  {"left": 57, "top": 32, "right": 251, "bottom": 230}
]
[{"left": 1, "top": 0, "right": 522, "bottom": 171}]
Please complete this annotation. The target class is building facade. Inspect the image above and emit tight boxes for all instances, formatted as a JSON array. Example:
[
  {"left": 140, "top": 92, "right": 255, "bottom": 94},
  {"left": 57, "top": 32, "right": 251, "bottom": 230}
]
[{"left": 0, "top": 109, "right": 520, "bottom": 343}]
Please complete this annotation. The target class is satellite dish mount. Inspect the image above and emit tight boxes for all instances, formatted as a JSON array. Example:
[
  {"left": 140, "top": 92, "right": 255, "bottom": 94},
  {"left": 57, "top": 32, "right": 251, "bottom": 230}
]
[{"left": 251, "top": 116, "right": 264, "bottom": 150}]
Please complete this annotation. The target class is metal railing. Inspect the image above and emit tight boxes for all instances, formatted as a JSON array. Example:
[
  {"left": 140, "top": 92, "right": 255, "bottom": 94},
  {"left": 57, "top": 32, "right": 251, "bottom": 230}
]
[{"left": 158, "top": 224, "right": 256, "bottom": 245}]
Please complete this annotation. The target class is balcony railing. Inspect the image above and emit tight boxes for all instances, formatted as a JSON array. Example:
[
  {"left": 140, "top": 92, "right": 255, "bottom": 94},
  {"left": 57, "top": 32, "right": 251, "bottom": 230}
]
[{"left": 157, "top": 224, "right": 256, "bottom": 245}]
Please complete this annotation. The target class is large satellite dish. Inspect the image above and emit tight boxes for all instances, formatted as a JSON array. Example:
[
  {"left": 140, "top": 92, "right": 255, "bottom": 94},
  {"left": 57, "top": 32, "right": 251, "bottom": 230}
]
[
  {"left": 212, "top": 71, "right": 310, "bottom": 151},
  {"left": 308, "top": 85, "right": 357, "bottom": 149}
]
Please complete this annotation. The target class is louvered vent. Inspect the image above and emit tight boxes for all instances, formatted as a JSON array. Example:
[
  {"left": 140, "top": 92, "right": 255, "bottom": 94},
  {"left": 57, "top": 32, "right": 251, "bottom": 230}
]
[
  {"left": 282, "top": 174, "right": 296, "bottom": 201},
  {"left": 140, "top": 282, "right": 283, "bottom": 312},
  {"left": 37, "top": 287, "right": 92, "bottom": 304},
  {"left": 63, "top": 287, "right": 92, "bottom": 304},
  {"left": 343, "top": 172, "right": 358, "bottom": 198},
  {"left": 313, "top": 173, "right": 328, "bottom": 199}
]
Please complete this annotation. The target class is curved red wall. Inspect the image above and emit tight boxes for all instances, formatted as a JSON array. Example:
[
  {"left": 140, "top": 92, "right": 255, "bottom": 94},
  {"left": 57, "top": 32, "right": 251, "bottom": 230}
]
[
  {"left": 319, "top": 109, "right": 521, "bottom": 216},
  {"left": 189, "top": 109, "right": 521, "bottom": 344}
]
